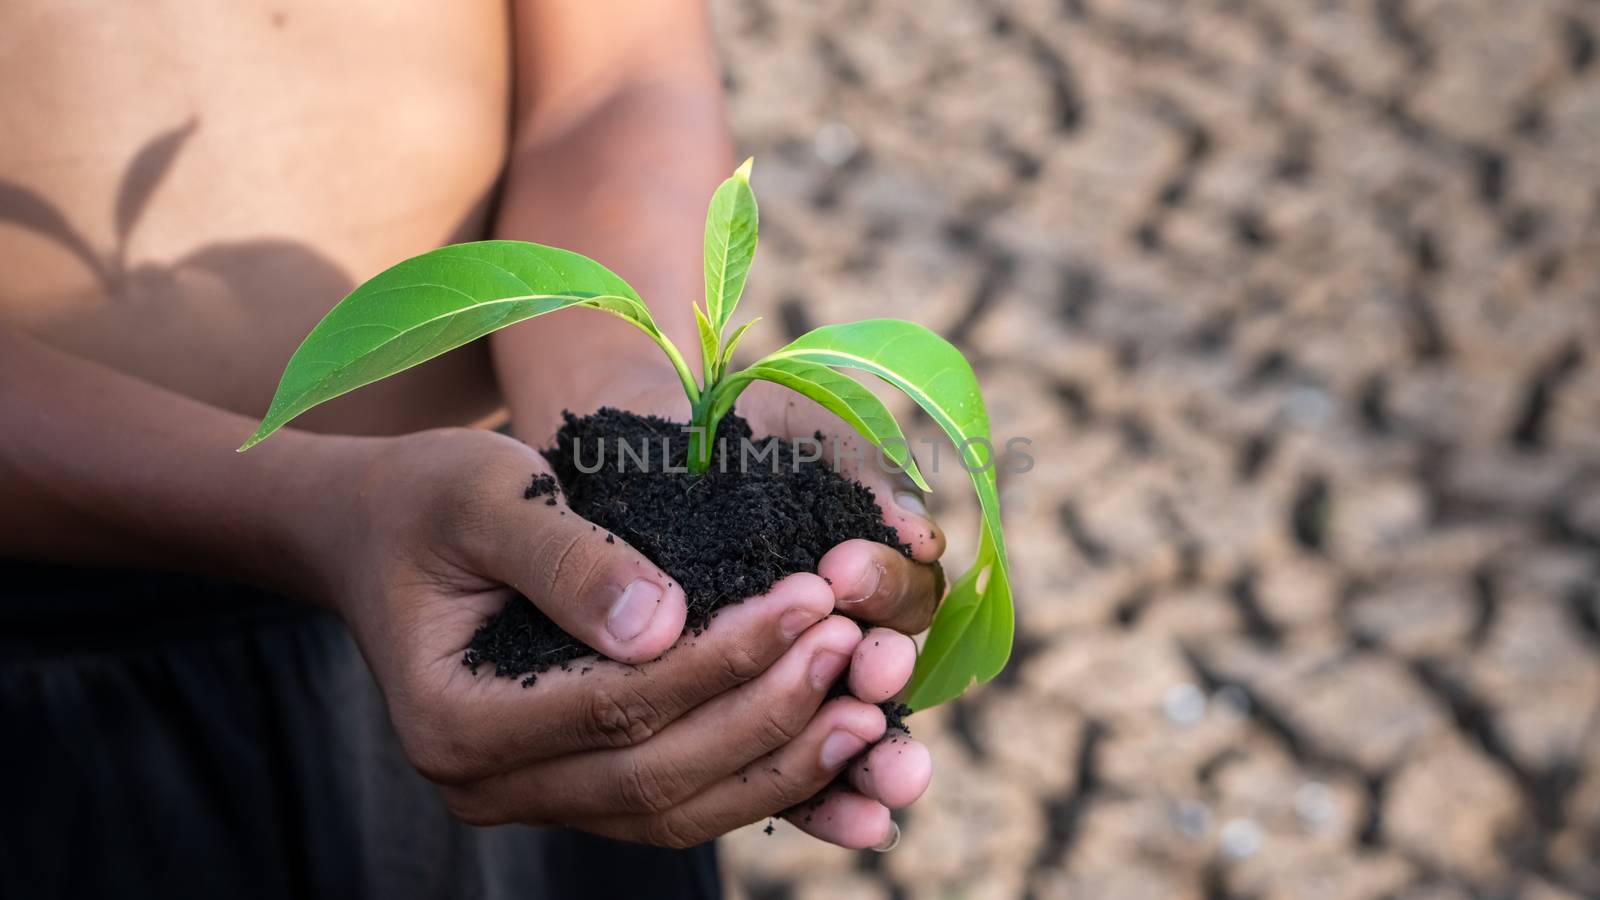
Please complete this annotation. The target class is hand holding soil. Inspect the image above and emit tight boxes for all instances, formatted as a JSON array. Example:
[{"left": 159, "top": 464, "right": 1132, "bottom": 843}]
[
  {"left": 238, "top": 160, "right": 1004, "bottom": 850},
  {"left": 313, "top": 424, "right": 933, "bottom": 850},
  {"left": 733, "top": 377, "right": 949, "bottom": 626},
  {"left": 243, "top": 160, "right": 1014, "bottom": 713}
]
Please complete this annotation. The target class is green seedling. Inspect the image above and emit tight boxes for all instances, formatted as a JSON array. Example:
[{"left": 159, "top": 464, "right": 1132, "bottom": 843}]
[{"left": 240, "top": 159, "right": 1011, "bottom": 709}]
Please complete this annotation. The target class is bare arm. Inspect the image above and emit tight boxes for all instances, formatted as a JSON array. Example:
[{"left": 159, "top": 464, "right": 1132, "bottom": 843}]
[
  {"left": 0, "top": 3, "right": 929, "bottom": 848},
  {"left": 0, "top": 0, "right": 730, "bottom": 591},
  {"left": 489, "top": 0, "right": 733, "bottom": 440},
  {"left": 0, "top": 324, "right": 354, "bottom": 600},
  {"left": 0, "top": 322, "right": 913, "bottom": 848},
  {"left": 480, "top": 1, "right": 938, "bottom": 848}
]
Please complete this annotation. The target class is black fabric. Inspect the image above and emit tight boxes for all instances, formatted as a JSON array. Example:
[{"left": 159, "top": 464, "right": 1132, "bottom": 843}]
[{"left": 0, "top": 564, "right": 722, "bottom": 900}]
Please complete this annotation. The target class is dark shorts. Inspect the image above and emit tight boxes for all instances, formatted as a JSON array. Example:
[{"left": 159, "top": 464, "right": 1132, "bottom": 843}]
[{"left": 0, "top": 564, "right": 720, "bottom": 899}]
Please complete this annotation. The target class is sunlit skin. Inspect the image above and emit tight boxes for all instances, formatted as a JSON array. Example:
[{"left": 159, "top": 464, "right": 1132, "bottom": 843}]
[{"left": 0, "top": 1, "right": 936, "bottom": 849}]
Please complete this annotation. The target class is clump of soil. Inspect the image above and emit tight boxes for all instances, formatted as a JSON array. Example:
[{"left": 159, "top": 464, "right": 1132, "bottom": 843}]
[{"left": 463, "top": 408, "right": 910, "bottom": 686}]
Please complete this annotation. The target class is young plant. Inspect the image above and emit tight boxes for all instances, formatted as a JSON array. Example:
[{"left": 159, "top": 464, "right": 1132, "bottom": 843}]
[{"left": 240, "top": 159, "right": 1012, "bottom": 709}]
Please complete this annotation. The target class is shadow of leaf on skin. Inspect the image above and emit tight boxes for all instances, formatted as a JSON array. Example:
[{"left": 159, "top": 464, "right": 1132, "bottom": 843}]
[
  {"left": 2, "top": 116, "right": 511, "bottom": 431},
  {"left": 0, "top": 180, "right": 111, "bottom": 285},
  {"left": 113, "top": 117, "right": 199, "bottom": 275},
  {"left": 0, "top": 116, "right": 354, "bottom": 317}
]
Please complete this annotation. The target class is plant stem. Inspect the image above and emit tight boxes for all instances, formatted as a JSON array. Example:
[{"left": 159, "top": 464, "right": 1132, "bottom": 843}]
[
  {"left": 689, "top": 360, "right": 738, "bottom": 473},
  {"left": 686, "top": 393, "right": 716, "bottom": 475},
  {"left": 657, "top": 337, "right": 702, "bottom": 409},
  {"left": 640, "top": 330, "right": 716, "bottom": 473}
]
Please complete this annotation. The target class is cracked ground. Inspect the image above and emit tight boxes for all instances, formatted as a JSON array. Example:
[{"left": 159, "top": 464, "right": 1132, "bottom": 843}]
[{"left": 708, "top": 1, "right": 1600, "bottom": 898}]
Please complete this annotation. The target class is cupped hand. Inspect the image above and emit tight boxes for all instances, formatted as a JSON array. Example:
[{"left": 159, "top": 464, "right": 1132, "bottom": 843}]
[
  {"left": 575, "top": 375, "right": 945, "bottom": 844},
  {"left": 593, "top": 375, "right": 948, "bottom": 632},
  {"left": 731, "top": 379, "right": 943, "bottom": 842},
  {"left": 311, "top": 426, "right": 923, "bottom": 849}
]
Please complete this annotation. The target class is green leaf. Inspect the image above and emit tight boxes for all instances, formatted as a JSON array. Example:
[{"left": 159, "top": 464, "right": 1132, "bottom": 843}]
[
  {"left": 240, "top": 240, "right": 664, "bottom": 450},
  {"left": 758, "top": 319, "right": 1012, "bottom": 707},
  {"left": 718, "top": 317, "right": 761, "bottom": 375},
  {"left": 904, "top": 529, "right": 1011, "bottom": 709},
  {"left": 702, "top": 158, "right": 758, "bottom": 336},
  {"left": 694, "top": 303, "right": 720, "bottom": 383},
  {"left": 710, "top": 356, "right": 929, "bottom": 492}
]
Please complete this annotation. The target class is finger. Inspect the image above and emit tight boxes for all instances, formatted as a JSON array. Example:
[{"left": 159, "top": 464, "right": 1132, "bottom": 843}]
[
  {"left": 446, "top": 615, "right": 864, "bottom": 821},
  {"left": 847, "top": 731, "right": 932, "bottom": 809},
  {"left": 580, "top": 696, "right": 887, "bottom": 848},
  {"left": 412, "top": 574, "right": 836, "bottom": 782},
  {"left": 783, "top": 789, "right": 900, "bottom": 851},
  {"left": 871, "top": 471, "right": 945, "bottom": 565},
  {"left": 830, "top": 431, "right": 945, "bottom": 564},
  {"left": 759, "top": 389, "right": 946, "bottom": 563},
  {"left": 840, "top": 451, "right": 947, "bottom": 565},
  {"left": 819, "top": 539, "right": 943, "bottom": 633},
  {"left": 847, "top": 628, "right": 917, "bottom": 704},
  {"left": 471, "top": 483, "right": 687, "bottom": 665}
]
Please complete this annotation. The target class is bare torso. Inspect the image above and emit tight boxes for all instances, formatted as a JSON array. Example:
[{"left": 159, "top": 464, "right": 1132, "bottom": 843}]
[{"left": 0, "top": 0, "right": 511, "bottom": 434}]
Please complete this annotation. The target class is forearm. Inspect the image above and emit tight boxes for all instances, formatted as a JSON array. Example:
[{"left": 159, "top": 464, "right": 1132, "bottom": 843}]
[
  {"left": 0, "top": 327, "right": 359, "bottom": 602},
  {"left": 489, "top": 3, "right": 733, "bottom": 442}
]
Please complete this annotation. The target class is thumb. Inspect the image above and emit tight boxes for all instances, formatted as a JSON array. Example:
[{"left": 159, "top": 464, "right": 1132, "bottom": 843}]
[{"left": 477, "top": 481, "right": 688, "bottom": 665}]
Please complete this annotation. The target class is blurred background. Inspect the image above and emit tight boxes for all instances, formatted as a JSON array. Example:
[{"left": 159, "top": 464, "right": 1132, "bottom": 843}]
[{"left": 706, "top": 1, "right": 1600, "bottom": 897}]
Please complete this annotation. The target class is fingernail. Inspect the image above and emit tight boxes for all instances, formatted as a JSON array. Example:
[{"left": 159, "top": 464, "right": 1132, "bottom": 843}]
[
  {"left": 779, "top": 607, "right": 823, "bottom": 641},
  {"left": 820, "top": 731, "right": 868, "bottom": 769},
  {"left": 872, "top": 820, "right": 901, "bottom": 852},
  {"left": 809, "top": 650, "right": 850, "bottom": 690},
  {"left": 843, "top": 562, "right": 882, "bottom": 605},
  {"left": 607, "top": 580, "right": 662, "bottom": 643},
  {"left": 893, "top": 491, "right": 929, "bottom": 518}
]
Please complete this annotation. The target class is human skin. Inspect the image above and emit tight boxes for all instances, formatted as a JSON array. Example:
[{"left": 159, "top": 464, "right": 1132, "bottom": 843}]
[
  {"left": 0, "top": 0, "right": 937, "bottom": 850},
  {"left": 485, "top": 3, "right": 940, "bottom": 843}
]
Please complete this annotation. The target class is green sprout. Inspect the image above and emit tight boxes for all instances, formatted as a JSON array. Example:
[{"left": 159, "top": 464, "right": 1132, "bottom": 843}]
[{"left": 239, "top": 159, "right": 1012, "bottom": 709}]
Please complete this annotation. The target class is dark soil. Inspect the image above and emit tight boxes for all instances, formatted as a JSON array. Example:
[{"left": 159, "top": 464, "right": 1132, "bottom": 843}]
[{"left": 462, "top": 408, "right": 911, "bottom": 687}]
